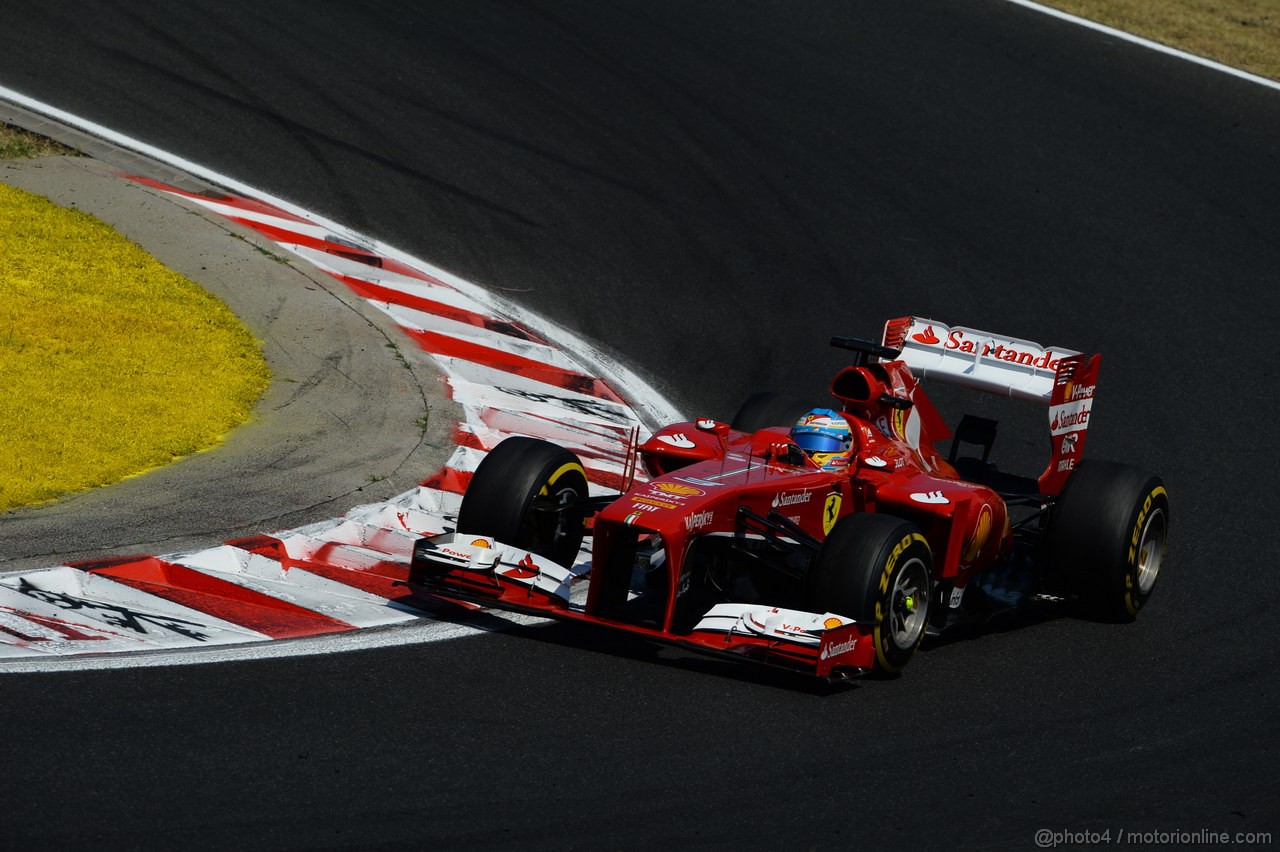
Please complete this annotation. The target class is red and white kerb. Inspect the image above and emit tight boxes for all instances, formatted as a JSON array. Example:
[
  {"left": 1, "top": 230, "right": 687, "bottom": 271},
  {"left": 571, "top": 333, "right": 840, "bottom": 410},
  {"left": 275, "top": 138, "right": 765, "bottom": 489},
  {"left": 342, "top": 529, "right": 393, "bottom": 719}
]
[{"left": 0, "top": 178, "right": 663, "bottom": 660}]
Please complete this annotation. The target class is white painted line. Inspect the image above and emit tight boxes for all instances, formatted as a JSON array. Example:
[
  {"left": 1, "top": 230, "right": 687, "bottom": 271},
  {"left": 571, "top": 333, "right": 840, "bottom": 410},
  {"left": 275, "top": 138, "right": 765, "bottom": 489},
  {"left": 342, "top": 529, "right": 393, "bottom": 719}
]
[{"left": 1003, "top": 0, "right": 1280, "bottom": 94}]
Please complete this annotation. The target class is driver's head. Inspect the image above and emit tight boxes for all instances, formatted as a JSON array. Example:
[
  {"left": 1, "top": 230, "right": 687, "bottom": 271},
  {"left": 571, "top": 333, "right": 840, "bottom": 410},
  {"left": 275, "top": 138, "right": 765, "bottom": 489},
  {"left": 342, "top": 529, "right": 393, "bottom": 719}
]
[{"left": 790, "top": 408, "right": 853, "bottom": 456}]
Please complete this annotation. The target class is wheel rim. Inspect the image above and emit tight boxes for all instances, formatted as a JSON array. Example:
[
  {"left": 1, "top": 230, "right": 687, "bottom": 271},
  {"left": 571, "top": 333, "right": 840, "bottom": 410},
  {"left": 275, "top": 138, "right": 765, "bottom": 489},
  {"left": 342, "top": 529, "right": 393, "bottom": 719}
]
[
  {"left": 889, "top": 557, "right": 929, "bottom": 649},
  {"left": 1135, "top": 507, "right": 1167, "bottom": 595},
  {"left": 527, "top": 480, "right": 583, "bottom": 555}
]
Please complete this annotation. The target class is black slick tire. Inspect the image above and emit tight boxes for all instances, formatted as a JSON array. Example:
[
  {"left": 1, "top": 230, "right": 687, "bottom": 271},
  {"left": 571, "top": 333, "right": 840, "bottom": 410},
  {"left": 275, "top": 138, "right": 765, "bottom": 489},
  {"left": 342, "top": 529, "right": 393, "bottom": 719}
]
[
  {"left": 806, "top": 514, "right": 933, "bottom": 675},
  {"left": 456, "top": 437, "right": 589, "bottom": 568},
  {"left": 1043, "top": 460, "right": 1169, "bottom": 621}
]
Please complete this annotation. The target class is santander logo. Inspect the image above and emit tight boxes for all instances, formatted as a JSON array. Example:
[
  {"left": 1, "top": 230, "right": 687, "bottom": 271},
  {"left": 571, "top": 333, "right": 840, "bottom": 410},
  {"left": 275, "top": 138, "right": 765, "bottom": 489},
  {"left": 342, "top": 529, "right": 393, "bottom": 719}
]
[
  {"left": 947, "top": 330, "right": 1064, "bottom": 369},
  {"left": 771, "top": 490, "right": 813, "bottom": 508},
  {"left": 820, "top": 636, "right": 859, "bottom": 660},
  {"left": 1049, "top": 397, "right": 1093, "bottom": 436},
  {"left": 502, "top": 553, "right": 539, "bottom": 580},
  {"left": 910, "top": 323, "right": 1065, "bottom": 371},
  {"left": 912, "top": 325, "right": 940, "bottom": 345}
]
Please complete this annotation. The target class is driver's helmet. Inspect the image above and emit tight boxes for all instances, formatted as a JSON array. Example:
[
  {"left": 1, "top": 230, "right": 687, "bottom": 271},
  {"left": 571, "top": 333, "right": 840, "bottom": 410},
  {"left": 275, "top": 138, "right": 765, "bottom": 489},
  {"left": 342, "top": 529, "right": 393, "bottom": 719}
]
[{"left": 790, "top": 408, "right": 853, "bottom": 456}]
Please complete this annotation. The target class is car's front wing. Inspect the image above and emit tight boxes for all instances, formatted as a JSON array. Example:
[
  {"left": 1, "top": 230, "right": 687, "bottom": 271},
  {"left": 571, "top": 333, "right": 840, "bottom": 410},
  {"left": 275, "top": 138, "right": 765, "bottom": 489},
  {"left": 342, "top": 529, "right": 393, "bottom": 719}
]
[{"left": 409, "top": 533, "right": 876, "bottom": 678}]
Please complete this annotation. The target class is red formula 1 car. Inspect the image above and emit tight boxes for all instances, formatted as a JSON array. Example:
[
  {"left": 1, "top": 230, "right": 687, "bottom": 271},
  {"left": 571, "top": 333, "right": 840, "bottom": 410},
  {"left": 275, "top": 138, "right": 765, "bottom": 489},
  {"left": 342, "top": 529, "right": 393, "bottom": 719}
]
[{"left": 409, "top": 316, "right": 1169, "bottom": 679}]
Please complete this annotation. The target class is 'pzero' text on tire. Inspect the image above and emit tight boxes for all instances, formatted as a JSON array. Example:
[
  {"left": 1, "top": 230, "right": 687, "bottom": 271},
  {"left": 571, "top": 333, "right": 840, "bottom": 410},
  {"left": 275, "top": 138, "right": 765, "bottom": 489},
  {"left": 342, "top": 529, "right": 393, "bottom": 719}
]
[
  {"left": 806, "top": 513, "right": 933, "bottom": 675},
  {"left": 1043, "top": 460, "right": 1169, "bottom": 621},
  {"left": 456, "top": 436, "right": 589, "bottom": 568}
]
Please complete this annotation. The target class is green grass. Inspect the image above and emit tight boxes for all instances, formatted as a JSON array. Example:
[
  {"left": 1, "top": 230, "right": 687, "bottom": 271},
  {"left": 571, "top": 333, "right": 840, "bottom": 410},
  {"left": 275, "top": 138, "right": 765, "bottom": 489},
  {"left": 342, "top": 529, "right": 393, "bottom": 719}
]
[
  {"left": 1036, "top": 0, "right": 1280, "bottom": 81},
  {"left": 0, "top": 181, "right": 270, "bottom": 511},
  {"left": 0, "top": 123, "right": 82, "bottom": 158}
]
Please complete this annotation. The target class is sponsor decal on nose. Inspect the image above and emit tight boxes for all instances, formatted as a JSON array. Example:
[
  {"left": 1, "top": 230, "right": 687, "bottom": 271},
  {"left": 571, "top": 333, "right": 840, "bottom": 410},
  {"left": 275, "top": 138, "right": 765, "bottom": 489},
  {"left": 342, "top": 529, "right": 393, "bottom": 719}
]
[
  {"left": 653, "top": 482, "right": 705, "bottom": 497},
  {"left": 684, "top": 511, "right": 714, "bottom": 531},
  {"left": 819, "top": 636, "right": 859, "bottom": 661}
]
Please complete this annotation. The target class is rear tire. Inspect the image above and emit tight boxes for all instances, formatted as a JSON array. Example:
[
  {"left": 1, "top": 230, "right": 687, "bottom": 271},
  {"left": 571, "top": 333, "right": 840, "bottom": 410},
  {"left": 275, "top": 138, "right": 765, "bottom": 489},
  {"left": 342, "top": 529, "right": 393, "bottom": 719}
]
[
  {"left": 456, "top": 437, "right": 589, "bottom": 568},
  {"left": 806, "top": 514, "right": 933, "bottom": 675},
  {"left": 1043, "top": 460, "right": 1169, "bottom": 621},
  {"left": 730, "top": 392, "right": 811, "bottom": 433}
]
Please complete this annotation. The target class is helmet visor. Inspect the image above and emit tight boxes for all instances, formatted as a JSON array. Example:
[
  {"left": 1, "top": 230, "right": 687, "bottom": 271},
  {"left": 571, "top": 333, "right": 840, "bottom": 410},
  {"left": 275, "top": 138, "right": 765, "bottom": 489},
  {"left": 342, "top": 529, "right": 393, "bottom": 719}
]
[{"left": 793, "top": 432, "right": 846, "bottom": 454}]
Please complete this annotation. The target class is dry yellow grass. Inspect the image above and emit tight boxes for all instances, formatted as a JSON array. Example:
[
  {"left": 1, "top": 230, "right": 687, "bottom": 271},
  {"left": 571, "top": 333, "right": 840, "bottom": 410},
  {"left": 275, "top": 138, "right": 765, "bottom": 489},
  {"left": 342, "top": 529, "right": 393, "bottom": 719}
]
[
  {"left": 1036, "top": 0, "right": 1280, "bottom": 81},
  {"left": 0, "top": 182, "right": 269, "bottom": 511}
]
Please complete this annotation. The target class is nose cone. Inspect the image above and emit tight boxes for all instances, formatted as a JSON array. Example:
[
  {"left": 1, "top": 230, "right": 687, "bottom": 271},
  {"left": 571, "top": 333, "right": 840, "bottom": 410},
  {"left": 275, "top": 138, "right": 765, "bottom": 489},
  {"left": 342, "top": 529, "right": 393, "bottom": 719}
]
[{"left": 601, "top": 477, "right": 726, "bottom": 533}]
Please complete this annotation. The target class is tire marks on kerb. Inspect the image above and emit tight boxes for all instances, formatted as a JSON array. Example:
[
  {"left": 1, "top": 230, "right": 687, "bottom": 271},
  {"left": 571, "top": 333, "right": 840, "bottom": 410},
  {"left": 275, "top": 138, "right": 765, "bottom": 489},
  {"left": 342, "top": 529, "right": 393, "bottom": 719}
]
[{"left": 0, "top": 179, "right": 679, "bottom": 667}]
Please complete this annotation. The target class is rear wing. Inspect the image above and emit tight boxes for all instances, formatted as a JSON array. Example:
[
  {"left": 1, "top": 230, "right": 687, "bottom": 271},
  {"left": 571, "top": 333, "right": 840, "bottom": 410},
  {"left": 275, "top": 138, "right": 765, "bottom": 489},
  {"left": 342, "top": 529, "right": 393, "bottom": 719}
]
[
  {"left": 882, "top": 316, "right": 1084, "bottom": 402},
  {"left": 881, "top": 316, "right": 1101, "bottom": 494}
]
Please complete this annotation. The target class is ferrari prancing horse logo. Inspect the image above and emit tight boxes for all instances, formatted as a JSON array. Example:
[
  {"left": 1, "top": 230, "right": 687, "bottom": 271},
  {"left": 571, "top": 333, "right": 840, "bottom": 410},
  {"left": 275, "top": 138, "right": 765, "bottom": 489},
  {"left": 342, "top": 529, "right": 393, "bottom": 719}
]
[{"left": 823, "top": 493, "right": 842, "bottom": 536}]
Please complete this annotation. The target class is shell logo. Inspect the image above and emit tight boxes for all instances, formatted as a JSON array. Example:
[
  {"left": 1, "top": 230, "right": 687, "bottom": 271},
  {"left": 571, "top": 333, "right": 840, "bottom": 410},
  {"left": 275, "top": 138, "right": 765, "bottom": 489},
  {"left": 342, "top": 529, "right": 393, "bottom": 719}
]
[
  {"left": 653, "top": 482, "right": 704, "bottom": 497},
  {"left": 471, "top": 539, "right": 492, "bottom": 549},
  {"left": 962, "top": 504, "right": 994, "bottom": 564},
  {"left": 823, "top": 617, "right": 844, "bottom": 630}
]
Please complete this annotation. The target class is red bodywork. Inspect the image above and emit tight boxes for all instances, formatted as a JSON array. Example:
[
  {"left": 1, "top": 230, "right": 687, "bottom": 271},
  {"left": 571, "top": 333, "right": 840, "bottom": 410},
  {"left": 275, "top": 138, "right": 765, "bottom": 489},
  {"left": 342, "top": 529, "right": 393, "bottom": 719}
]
[
  {"left": 622, "top": 359, "right": 1009, "bottom": 600},
  {"left": 412, "top": 318, "right": 1101, "bottom": 678}
]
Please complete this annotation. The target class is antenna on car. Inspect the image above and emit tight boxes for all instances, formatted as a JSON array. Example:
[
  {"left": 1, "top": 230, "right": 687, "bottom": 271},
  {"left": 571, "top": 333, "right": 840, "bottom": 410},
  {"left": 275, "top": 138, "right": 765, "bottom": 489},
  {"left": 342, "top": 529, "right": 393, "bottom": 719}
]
[
  {"left": 621, "top": 425, "right": 641, "bottom": 493},
  {"left": 830, "top": 336, "right": 901, "bottom": 366}
]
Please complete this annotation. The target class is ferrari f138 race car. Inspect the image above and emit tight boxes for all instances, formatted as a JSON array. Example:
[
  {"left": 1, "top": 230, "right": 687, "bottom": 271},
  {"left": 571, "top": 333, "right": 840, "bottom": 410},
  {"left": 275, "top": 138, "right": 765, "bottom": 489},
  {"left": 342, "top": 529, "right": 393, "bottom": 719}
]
[{"left": 409, "top": 316, "right": 1169, "bottom": 679}]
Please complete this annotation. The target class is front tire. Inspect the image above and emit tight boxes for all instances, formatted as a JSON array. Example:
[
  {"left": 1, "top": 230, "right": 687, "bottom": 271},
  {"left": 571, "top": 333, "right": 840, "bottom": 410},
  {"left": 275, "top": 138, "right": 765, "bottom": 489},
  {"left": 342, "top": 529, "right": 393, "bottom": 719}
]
[
  {"left": 1043, "top": 460, "right": 1169, "bottom": 621},
  {"left": 806, "top": 514, "right": 933, "bottom": 675},
  {"left": 456, "top": 437, "right": 589, "bottom": 568}
]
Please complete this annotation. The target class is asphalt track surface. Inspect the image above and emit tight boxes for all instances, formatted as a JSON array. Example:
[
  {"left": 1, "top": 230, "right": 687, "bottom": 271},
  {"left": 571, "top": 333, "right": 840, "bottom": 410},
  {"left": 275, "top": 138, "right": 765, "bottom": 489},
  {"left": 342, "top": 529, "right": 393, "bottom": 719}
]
[{"left": 2, "top": 2, "right": 1278, "bottom": 849}]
